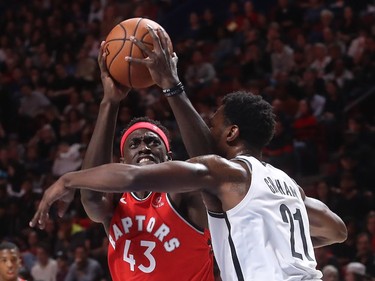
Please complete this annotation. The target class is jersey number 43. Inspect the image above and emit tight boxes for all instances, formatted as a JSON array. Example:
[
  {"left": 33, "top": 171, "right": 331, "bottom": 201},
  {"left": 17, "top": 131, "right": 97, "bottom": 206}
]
[{"left": 123, "top": 240, "right": 156, "bottom": 273}]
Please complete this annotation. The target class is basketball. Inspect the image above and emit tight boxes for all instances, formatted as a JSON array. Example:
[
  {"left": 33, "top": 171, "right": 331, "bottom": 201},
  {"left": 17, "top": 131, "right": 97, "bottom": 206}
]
[{"left": 104, "top": 17, "right": 173, "bottom": 89}]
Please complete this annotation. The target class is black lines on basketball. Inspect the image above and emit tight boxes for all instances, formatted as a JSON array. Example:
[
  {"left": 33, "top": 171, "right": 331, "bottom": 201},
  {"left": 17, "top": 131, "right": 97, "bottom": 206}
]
[{"left": 104, "top": 17, "right": 173, "bottom": 89}]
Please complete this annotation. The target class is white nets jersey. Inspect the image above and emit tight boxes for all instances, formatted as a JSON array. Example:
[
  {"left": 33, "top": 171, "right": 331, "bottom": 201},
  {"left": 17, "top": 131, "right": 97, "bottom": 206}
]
[{"left": 207, "top": 156, "right": 322, "bottom": 281}]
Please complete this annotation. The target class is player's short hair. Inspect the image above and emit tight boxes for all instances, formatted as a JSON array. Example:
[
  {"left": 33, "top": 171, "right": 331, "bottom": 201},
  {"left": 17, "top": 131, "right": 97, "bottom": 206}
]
[
  {"left": 222, "top": 91, "right": 275, "bottom": 150},
  {"left": 121, "top": 117, "right": 171, "bottom": 146},
  {"left": 0, "top": 241, "right": 20, "bottom": 252}
]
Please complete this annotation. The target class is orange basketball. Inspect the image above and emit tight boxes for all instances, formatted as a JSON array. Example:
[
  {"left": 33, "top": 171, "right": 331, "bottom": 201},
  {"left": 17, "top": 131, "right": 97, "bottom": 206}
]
[{"left": 104, "top": 17, "right": 173, "bottom": 89}]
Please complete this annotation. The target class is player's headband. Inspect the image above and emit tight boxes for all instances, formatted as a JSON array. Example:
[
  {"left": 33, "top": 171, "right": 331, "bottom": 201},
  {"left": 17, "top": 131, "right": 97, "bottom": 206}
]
[{"left": 120, "top": 122, "right": 170, "bottom": 157}]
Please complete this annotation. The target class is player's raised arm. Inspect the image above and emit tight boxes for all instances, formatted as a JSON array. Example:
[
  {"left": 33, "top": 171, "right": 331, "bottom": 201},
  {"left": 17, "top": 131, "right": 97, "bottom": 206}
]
[
  {"left": 80, "top": 41, "right": 129, "bottom": 230},
  {"left": 126, "top": 26, "right": 214, "bottom": 157}
]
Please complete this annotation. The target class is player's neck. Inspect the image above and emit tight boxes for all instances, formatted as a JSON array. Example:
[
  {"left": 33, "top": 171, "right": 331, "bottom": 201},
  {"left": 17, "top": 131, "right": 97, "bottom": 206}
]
[
  {"left": 134, "top": 191, "right": 151, "bottom": 199},
  {"left": 230, "top": 146, "right": 261, "bottom": 160}
]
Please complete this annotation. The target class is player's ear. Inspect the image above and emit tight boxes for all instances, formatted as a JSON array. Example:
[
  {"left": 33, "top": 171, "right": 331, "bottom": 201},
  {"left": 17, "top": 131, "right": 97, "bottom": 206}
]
[
  {"left": 166, "top": 151, "right": 173, "bottom": 161},
  {"left": 227, "top": 125, "right": 239, "bottom": 142},
  {"left": 119, "top": 157, "right": 126, "bottom": 164}
]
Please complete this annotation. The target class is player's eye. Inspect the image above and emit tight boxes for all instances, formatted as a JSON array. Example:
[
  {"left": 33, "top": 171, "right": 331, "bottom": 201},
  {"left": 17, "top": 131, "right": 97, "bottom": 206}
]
[
  {"left": 129, "top": 140, "right": 140, "bottom": 149},
  {"left": 149, "top": 138, "right": 161, "bottom": 146}
]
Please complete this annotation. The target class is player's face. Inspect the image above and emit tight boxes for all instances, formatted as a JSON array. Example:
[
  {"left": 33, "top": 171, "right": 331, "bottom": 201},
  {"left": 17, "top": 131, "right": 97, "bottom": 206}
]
[
  {"left": 208, "top": 106, "right": 229, "bottom": 156},
  {"left": 0, "top": 249, "right": 21, "bottom": 281},
  {"left": 122, "top": 129, "right": 168, "bottom": 166}
]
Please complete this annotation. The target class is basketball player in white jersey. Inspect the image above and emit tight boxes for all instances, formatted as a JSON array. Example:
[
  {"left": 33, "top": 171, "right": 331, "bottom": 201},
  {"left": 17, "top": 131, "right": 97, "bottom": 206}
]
[{"left": 30, "top": 28, "right": 348, "bottom": 281}]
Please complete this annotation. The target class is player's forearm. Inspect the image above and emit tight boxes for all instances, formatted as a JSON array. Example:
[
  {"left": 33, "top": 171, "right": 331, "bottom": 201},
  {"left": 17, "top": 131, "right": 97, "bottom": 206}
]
[
  {"left": 82, "top": 100, "right": 120, "bottom": 168},
  {"left": 166, "top": 91, "right": 214, "bottom": 157},
  {"left": 81, "top": 99, "right": 120, "bottom": 220},
  {"left": 64, "top": 161, "right": 209, "bottom": 194}
]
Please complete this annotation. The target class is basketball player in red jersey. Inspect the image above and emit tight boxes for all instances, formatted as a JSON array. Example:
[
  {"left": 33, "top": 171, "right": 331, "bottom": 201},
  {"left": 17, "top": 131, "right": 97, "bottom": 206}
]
[
  {"left": 0, "top": 242, "right": 26, "bottom": 281},
  {"left": 68, "top": 41, "right": 215, "bottom": 281}
]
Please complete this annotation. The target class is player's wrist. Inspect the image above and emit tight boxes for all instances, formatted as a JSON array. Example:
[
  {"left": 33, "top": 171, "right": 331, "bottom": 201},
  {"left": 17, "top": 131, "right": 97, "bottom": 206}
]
[
  {"left": 162, "top": 82, "right": 185, "bottom": 97},
  {"left": 100, "top": 97, "right": 122, "bottom": 107}
]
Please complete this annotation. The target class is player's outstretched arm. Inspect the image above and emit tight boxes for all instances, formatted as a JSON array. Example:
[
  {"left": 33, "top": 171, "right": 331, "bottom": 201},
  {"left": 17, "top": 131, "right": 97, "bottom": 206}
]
[
  {"left": 126, "top": 26, "right": 214, "bottom": 157},
  {"left": 299, "top": 187, "right": 347, "bottom": 247},
  {"left": 30, "top": 155, "right": 243, "bottom": 229},
  {"left": 80, "top": 41, "right": 129, "bottom": 229}
]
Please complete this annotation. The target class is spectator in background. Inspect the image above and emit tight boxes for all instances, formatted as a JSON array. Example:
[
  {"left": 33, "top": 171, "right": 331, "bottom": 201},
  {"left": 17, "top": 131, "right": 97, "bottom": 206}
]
[
  {"left": 331, "top": 217, "right": 358, "bottom": 268},
  {"left": 200, "top": 8, "right": 219, "bottom": 43},
  {"left": 310, "top": 43, "right": 331, "bottom": 78},
  {"left": 224, "top": 1, "right": 245, "bottom": 34},
  {"left": 62, "top": 91, "right": 85, "bottom": 116},
  {"left": 323, "top": 59, "right": 353, "bottom": 89},
  {"left": 54, "top": 216, "right": 86, "bottom": 256},
  {"left": 55, "top": 251, "right": 69, "bottom": 281},
  {"left": 344, "top": 262, "right": 369, "bottom": 281},
  {"left": 184, "top": 50, "right": 216, "bottom": 96},
  {"left": 52, "top": 143, "right": 83, "bottom": 178},
  {"left": 354, "top": 232, "right": 375, "bottom": 277},
  {"left": 239, "top": 43, "right": 269, "bottom": 84},
  {"left": 75, "top": 47, "right": 97, "bottom": 90},
  {"left": 337, "top": 6, "right": 359, "bottom": 45},
  {"left": 263, "top": 118, "right": 294, "bottom": 175},
  {"left": 18, "top": 82, "right": 51, "bottom": 119},
  {"left": 314, "top": 246, "right": 340, "bottom": 273},
  {"left": 364, "top": 211, "right": 375, "bottom": 252},
  {"left": 272, "top": 0, "right": 302, "bottom": 37},
  {"left": 292, "top": 99, "right": 320, "bottom": 175},
  {"left": 322, "top": 264, "right": 340, "bottom": 281},
  {"left": 64, "top": 245, "right": 103, "bottom": 281},
  {"left": 313, "top": 179, "right": 338, "bottom": 211},
  {"left": 64, "top": 109, "right": 86, "bottom": 144},
  {"left": 31, "top": 243, "right": 57, "bottom": 281},
  {"left": 320, "top": 79, "right": 344, "bottom": 152},
  {"left": 309, "top": 9, "right": 335, "bottom": 44},
  {"left": 28, "top": 125, "right": 57, "bottom": 161},
  {"left": 46, "top": 64, "right": 76, "bottom": 113},
  {"left": 301, "top": 0, "right": 325, "bottom": 27},
  {"left": 298, "top": 68, "right": 326, "bottom": 117},
  {"left": 242, "top": 1, "right": 259, "bottom": 27},
  {"left": 334, "top": 173, "right": 371, "bottom": 222},
  {"left": 183, "top": 12, "right": 204, "bottom": 45},
  {"left": 0, "top": 241, "right": 25, "bottom": 281},
  {"left": 347, "top": 29, "right": 368, "bottom": 65},
  {"left": 270, "top": 38, "right": 294, "bottom": 77}
]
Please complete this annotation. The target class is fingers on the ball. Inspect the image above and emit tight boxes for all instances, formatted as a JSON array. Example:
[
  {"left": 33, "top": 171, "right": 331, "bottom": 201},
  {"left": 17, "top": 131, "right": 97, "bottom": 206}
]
[
  {"left": 130, "top": 36, "right": 152, "bottom": 56},
  {"left": 146, "top": 24, "right": 158, "bottom": 40},
  {"left": 125, "top": 56, "right": 149, "bottom": 65},
  {"left": 146, "top": 25, "right": 162, "bottom": 51},
  {"left": 158, "top": 32, "right": 168, "bottom": 54}
]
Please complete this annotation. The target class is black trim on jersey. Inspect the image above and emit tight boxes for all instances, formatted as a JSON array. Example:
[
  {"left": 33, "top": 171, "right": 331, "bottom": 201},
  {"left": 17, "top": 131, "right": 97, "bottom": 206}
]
[
  {"left": 233, "top": 156, "right": 253, "bottom": 173},
  {"left": 166, "top": 193, "right": 205, "bottom": 233},
  {"left": 130, "top": 191, "right": 152, "bottom": 201},
  {"left": 207, "top": 211, "right": 225, "bottom": 218},
  {"left": 224, "top": 213, "right": 245, "bottom": 281}
]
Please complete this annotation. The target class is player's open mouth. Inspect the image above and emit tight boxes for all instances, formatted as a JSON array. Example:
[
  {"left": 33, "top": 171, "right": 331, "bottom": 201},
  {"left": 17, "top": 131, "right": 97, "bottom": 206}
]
[{"left": 137, "top": 156, "right": 156, "bottom": 164}]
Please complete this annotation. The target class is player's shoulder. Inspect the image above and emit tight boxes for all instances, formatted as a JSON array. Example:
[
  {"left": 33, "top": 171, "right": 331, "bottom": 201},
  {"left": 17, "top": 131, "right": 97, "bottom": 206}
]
[{"left": 189, "top": 154, "right": 238, "bottom": 166}]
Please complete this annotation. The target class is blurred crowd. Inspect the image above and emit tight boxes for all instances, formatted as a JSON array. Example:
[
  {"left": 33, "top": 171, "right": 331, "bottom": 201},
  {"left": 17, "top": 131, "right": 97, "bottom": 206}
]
[{"left": 0, "top": 0, "right": 374, "bottom": 280}]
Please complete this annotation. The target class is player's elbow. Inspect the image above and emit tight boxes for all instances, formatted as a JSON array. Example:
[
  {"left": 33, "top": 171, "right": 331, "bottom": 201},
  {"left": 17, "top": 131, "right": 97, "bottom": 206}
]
[
  {"left": 335, "top": 220, "right": 348, "bottom": 243},
  {"left": 324, "top": 212, "right": 348, "bottom": 245}
]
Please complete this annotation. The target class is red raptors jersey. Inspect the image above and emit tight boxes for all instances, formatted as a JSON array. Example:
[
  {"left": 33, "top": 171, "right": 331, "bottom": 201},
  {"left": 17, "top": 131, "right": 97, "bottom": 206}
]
[{"left": 108, "top": 192, "right": 214, "bottom": 281}]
